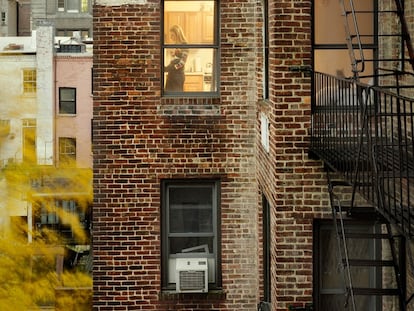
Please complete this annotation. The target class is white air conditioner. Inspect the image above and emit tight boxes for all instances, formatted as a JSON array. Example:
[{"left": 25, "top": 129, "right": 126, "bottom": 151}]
[{"left": 175, "top": 258, "right": 208, "bottom": 293}]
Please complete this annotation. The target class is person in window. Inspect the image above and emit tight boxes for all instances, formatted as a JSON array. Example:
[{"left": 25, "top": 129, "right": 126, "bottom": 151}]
[{"left": 164, "top": 25, "right": 188, "bottom": 92}]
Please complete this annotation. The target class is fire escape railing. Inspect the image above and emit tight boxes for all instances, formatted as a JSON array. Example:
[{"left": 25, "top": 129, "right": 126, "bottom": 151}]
[{"left": 310, "top": 72, "right": 414, "bottom": 238}]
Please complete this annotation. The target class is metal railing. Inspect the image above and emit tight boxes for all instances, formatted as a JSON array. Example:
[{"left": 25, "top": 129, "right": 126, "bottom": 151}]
[{"left": 310, "top": 72, "right": 414, "bottom": 238}]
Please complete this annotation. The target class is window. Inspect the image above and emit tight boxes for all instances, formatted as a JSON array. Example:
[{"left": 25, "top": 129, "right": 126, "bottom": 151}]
[
  {"left": 57, "top": 0, "right": 89, "bottom": 13},
  {"left": 56, "top": 29, "right": 90, "bottom": 39},
  {"left": 59, "top": 137, "right": 76, "bottom": 166},
  {"left": 314, "top": 221, "right": 381, "bottom": 311},
  {"left": 59, "top": 87, "right": 76, "bottom": 114},
  {"left": 23, "top": 69, "right": 36, "bottom": 94},
  {"left": 162, "top": 0, "right": 218, "bottom": 95},
  {"left": 35, "top": 199, "right": 89, "bottom": 241},
  {"left": 162, "top": 180, "right": 220, "bottom": 290},
  {"left": 313, "top": 0, "right": 375, "bottom": 82}
]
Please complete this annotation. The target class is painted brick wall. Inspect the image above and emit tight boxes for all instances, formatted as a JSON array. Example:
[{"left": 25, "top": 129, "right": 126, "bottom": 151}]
[{"left": 93, "top": 0, "right": 262, "bottom": 310}]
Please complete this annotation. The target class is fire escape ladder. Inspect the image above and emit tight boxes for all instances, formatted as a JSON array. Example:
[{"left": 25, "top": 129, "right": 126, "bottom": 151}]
[
  {"left": 340, "top": 0, "right": 414, "bottom": 80},
  {"left": 394, "top": 0, "right": 414, "bottom": 72},
  {"left": 339, "top": 0, "right": 365, "bottom": 79},
  {"left": 328, "top": 172, "right": 407, "bottom": 311}
]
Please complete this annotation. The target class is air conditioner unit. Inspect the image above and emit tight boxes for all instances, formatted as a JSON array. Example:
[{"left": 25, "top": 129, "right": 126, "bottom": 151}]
[{"left": 175, "top": 258, "right": 208, "bottom": 293}]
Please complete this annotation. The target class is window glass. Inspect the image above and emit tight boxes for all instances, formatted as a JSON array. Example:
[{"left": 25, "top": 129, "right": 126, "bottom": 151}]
[
  {"left": 59, "top": 137, "right": 76, "bottom": 166},
  {"left": 59, "top": 87, "right": 76, "bottom": 114},
  {"left": 67, "top": 0, "right": 79, "bottom": 12},
  {"left": 162, "top": 180, "right": 220, "bottom": 290},
  {"left": 316, "top": 223, "right": 379, "bottom": 311},
  {"left": 23, "top": 69, "right": 36, "bottom": 93},
  {"left": 81, "top": 0, "right": 88, "bottom": 13},
  {"left": 163, "top": 0, "right": 218, "bottom": 95},
  {"left": 313, "top": 0, "right": 375, "bottom": 80},
  {"left": 57, "top": 0, "right": 65, "bottom": 11}
]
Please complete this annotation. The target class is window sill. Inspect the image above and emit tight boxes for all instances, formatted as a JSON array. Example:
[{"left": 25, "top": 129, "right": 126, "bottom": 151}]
[
  {"left": 159, "top": 289, "right": 226, "bottom": 301},
  {"left": 159, "top": 97, "right": 221, "bottom": 116}
]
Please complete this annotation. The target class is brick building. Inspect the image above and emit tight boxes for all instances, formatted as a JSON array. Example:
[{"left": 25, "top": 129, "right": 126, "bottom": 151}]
[{"left": 92, "top": 1, "right": 414, "bottom": 311}]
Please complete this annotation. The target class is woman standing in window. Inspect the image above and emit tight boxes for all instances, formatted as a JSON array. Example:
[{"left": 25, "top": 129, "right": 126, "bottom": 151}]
[{"left": 164, "top": 25, "right": 188, "bottom": 92}]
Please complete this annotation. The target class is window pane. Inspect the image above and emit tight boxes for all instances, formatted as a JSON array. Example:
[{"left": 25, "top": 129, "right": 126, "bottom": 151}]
[
  {"left": 67, "top": 0, "right": 79, "bottom": 12},
  {"left": 59, "top": 88, "right": 76, "bottom": 114},
  {"left": 314, "top": 49, "right": 374, "bottom": 82},
  {"left": 57, "top": 0, "right": 65, "bottom": 11},
  {"left": 164, "top": 48, "right": 216, "bottom": 92},
  {"left": 164, "top": 1, "right": 215, "bottom": 45},
  {"left": 169, "top": 186, "right": 212, "bottom": 206},
  {"left": 81, "top": 0, "right": 88, "bottom": 12},
  {"left": 60, "top": 88, "right": 75, "bottom": 101},
  {"left": 315, "top": 0, "right": 373, "bottom": 45},
  {"left": 23, "top": 69, "right": 36, "bottom": 93},
  {"left": 169, "top": 237, "right": 213, "bottom": 255},
  {"left": 170, "top": 207, "right": 213, "bottom": 233}
]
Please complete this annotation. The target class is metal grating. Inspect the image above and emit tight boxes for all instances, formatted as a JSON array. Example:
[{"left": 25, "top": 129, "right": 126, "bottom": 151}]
[{"left": 178, "top": 270, "right": 206, "bottom": 291}]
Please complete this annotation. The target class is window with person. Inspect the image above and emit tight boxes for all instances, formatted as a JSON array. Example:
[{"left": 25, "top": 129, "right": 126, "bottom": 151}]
[
  {"left": 161, "top": 180, "right": 221, "bottom": 291},
  {"left": 162, "top": 0, "right": 218, "bottom": 95}
]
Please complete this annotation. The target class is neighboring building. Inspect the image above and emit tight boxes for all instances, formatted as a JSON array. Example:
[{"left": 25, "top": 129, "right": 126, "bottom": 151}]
[
  {"left": 92, "top": 1, "right": 414, "bottom": 311},
  {"left": 0, "top": 0, "right": 92, "bottom": 38},
  {"left": 0, "top": 25, "right": 93, "bottom": 308},
  {"left": 31, "top": 0, "right": 93, "bottom": 39},
  {"left": 0, "top": 0, "right": 31, "bottom": 36},
  {"left": 55, "top": 37, "right": 93, "bottom": 169}
]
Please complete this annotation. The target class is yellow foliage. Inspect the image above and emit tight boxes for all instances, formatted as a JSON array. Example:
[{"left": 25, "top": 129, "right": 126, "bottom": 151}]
[{"left": 0, "top": 163, "right": 93, "bottom": 310}]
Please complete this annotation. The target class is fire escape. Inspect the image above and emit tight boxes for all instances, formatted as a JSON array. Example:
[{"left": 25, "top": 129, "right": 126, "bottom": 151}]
[{"left": 310, "top": 0, "right": 414, "bottom": 310}]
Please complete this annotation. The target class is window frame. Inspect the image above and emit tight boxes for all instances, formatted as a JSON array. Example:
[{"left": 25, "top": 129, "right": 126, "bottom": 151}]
[
  {"left": 161, "top": 0, "right": 220, "bottom": 97},
  {"left": 314, "top": 220, "right": 382, "bottom": 310},
  {"left": 57, "top": 0, "right": 89, "bottom": 13},
  {"left": 23, "top": 68, "right": 36, "bottom": 94},
  {"left": 59, "top": 87, "right": 77, "bottom": 114},
  {"left": 58, "top": 137, "right": 76, "bottom": 165},
  {"left": 161, "top": 179, "right": 221, "bottom": 291}
]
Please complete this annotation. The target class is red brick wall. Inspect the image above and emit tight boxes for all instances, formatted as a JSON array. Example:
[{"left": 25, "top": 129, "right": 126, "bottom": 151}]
[{"left": 93, "top": 1, "right": 262, "bottom": 310}]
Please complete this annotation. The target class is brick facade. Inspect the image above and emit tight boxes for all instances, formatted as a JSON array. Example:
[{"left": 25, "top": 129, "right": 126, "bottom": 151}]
[
  {"left": 257, "top": 1, "right": 331, "bottom": 310},
  {"left": 92, "top": 0, "right": 339, "bottom": 310},
  {"left": 93, "top": 1, "right": 265, "bottom": 310}
]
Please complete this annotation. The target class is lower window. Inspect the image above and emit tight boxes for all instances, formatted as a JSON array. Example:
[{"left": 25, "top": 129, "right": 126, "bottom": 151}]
[{"left": 161, "top": 179, "right": 220, "bottom": 292}]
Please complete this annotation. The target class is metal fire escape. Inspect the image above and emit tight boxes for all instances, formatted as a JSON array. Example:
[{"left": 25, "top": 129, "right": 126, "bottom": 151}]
[{"left": 311, "top": 0, "right": 414, "bottom": 310}]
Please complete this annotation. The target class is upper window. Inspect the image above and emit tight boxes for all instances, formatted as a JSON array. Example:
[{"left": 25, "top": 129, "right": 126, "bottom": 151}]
[
  {"left": 23, "top": 69, "right": 36, "bottom": 94},
  {"left": 162, "top": 180, "right": 220, "bottom": 291},
  {"left": 59, "top": 87, "right": 76, "bottom": 114},
  {"left": 162, "top": 0, "right": 218, "bottom": 95},
  {"left": 58, "top": 0, "right": 89, "bottom": 13},
  {"left": 313, "top": 0, "right": 375, "bottom": 81}
]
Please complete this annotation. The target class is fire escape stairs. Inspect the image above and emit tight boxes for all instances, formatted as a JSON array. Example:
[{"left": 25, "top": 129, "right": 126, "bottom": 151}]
[
  {"left": 340, "top": 0, "right": 414, "bottom": 79},
  {"left": 328, "top": 175, "right": 407, "bottom": 310}
]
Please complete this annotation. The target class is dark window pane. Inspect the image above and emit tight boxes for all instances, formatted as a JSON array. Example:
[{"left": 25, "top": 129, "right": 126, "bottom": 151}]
[{"left": 169, "top": 237, "right": 213, "bottom": 255}]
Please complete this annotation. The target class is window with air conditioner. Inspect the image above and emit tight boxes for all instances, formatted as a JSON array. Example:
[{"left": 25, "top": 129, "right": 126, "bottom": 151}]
[{"left": 162, "top": 180, "right": 220, "bottom": 292}]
